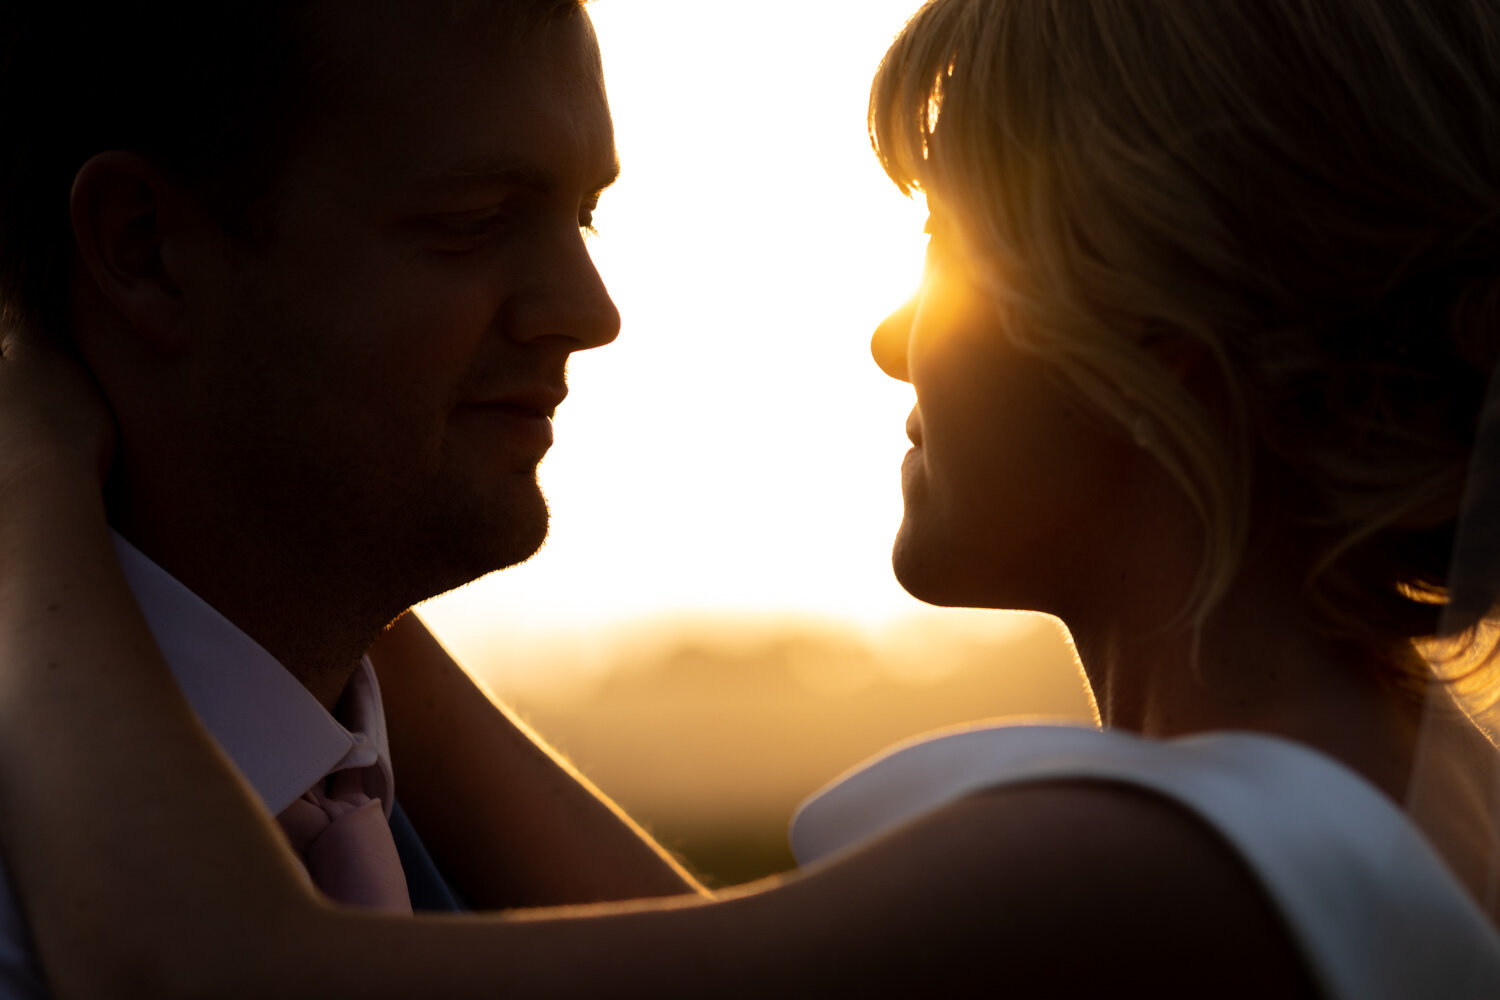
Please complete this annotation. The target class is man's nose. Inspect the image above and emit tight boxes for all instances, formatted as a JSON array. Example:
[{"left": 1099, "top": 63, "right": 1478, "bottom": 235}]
[
  {"left": 509, "top": 233, "right": 621, "bottom": 351},
  {"left": 871, "top": 292, "right": 916, "bottom": 381}
]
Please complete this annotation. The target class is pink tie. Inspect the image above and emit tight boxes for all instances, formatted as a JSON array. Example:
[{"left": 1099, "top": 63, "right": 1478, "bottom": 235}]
[{"left": 276, "top": 769, "right": 412, "bottom": 913}]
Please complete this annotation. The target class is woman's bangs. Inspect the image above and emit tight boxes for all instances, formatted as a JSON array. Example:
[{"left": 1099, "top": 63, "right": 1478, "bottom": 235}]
[{"left": 869, "top": 0, "right": 977, "bottom": 200}]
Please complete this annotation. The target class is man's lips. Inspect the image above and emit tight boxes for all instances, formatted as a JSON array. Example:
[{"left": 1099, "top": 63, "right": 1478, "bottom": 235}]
[
  {"left": 455, "top": 387, "right": 566, "bottom": 453},
  {"left": 463, "top": 386, "right": 568, "bottom": 418}
]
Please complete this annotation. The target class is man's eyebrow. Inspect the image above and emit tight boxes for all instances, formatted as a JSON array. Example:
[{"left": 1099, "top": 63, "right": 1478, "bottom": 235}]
[{"left": 421, "top": 157, "right": 622, "bottom": 197}]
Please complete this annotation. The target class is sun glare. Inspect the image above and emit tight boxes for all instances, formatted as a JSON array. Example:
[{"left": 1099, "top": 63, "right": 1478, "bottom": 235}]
[{"left": 418, "top": 0, "right": 980, "bottom": 667}]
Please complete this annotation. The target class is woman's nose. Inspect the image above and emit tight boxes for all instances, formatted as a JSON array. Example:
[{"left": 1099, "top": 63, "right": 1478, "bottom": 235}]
[{"left": 872, "top": 293, "right": 916, "bottom": 381}]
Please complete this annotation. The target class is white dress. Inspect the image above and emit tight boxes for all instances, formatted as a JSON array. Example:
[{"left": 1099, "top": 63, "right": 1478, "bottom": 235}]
[{"left": 790, "top": 723, "right": 1500, "bottom": 1000}]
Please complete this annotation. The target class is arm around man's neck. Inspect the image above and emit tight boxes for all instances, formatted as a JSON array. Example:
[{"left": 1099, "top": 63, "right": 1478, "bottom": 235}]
[
  {"left": 369, "top": 614, "right": 707, "bottom": 908},
  {"left": 0, "top": 455, "right": 331, "bottom": 999}
]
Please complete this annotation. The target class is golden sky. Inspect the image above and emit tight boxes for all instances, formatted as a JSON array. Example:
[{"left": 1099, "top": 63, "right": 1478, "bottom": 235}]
[{"left": 419, "top": 1, "right": 959, "bottom": 661}]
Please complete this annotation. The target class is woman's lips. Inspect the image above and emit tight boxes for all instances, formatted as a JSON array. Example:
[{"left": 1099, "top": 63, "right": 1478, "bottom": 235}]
[{"left": 906, "top": 410, "right": 924, "bottom": 448}]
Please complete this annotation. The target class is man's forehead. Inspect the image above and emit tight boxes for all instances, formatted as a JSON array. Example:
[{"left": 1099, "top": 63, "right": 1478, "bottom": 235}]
[
  {"left": 311, "top": 0, "right": 598, "bottom": 91},
  {"left": 307, "top": 0, "right": 584, "bottom": 49},
  {"left": 299, "top": 3, "right": 615, "bottom": 196},
  {"left": 300, "top": 1, "right": 599, "bottom": 110}
]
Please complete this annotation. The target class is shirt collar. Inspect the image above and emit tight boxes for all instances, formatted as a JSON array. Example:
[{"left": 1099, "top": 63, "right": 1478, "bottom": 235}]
[{"left": 111, "top": 532, "right": 395, "bottom": 816}]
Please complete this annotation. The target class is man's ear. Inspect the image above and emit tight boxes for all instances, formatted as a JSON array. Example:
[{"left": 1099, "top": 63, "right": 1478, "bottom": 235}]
[{"left": 69, "top": 151, "right": 195, "bottom": 352}]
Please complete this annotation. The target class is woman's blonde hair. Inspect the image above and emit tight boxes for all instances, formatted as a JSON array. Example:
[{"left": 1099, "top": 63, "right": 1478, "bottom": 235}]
[{"left": 872, "top": 0, "right": 1500, "bottom": 686}]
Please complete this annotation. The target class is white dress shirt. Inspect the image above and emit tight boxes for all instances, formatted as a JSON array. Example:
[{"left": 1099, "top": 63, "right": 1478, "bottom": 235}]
[{"left": 0, "top": 534, "right": 395, "bottom": 998}]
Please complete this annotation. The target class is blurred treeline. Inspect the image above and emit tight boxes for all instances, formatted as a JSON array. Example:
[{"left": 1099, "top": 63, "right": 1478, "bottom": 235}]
[{"left": 474, "top": 612, "right": 1093, "bottom": 886}]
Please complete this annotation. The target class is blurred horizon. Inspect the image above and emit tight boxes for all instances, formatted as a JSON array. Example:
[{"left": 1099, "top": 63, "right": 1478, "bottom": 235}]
[{"left": 461, "top": 610, "right": 1094, "bottom": 885}]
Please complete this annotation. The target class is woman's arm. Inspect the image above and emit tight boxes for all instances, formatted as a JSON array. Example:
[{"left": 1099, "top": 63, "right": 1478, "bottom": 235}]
[
  {"left": 0, "top": 330, "right": 324, "bottom": 998},
  {"left": 0, "top": 328, "right": 1312, "bottom": 999},
  {"left": 0, "top": 455, "right": 331, "bottom": 999},
  {"left": 0, "top": 472, "right": 1315, "bottom": 999},
  {"left": 0, "top": 438, "right": 1003, "bottom": 999},
  {"left": 368, "top": 614, "right": 706, "bottom": 907}
]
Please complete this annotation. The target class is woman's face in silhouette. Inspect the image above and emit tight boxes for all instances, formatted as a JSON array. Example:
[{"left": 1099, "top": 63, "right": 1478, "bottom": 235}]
[{"left": 871, "top": 210, "right": 1137, "bottom": 616}]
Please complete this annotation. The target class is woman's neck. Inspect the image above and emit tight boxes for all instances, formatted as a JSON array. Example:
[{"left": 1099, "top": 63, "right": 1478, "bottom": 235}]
[{"left": 1070, "top": 557, "right": 1428, "bottom": 799}]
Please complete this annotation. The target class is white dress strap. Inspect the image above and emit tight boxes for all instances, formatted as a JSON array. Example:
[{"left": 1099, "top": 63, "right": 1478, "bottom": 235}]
[{"left": 790, "top": 724, "right": 1500, "bottom": 1000}]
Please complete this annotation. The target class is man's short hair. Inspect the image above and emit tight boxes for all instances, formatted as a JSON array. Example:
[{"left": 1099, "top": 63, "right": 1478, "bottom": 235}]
[{"left": 0, "top": 0, "right": 581, "bottom": 333}]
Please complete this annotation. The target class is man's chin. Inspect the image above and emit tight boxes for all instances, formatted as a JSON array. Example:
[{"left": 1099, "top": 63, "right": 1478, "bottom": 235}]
[
  {"left": 485, "top": 517, "right": 550, "bottom": 574},
  {"left": 462, "top": 509, "right": 549, "bottom": 580},
  {"left": 392, "top": 484, "right": 551, "bottom": 603}
]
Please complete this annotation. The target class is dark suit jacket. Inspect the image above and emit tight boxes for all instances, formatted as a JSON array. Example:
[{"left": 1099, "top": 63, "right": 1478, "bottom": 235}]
[{"left": 389, "top": 800, "right": 467, "bottom": 912}]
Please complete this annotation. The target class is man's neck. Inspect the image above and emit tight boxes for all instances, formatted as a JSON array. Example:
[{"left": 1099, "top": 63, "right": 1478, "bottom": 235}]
[{"left": 110, "top": 510, "right": 384, "bottom": 711}]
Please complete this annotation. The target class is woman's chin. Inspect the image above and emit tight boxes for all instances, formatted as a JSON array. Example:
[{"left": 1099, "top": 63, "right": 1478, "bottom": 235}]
[
  {"left": 892, "top": 532, "right": 973, "bottom": 608},
  {"left": 891, "top": 530, "right": 1045, "bottom": 614}
]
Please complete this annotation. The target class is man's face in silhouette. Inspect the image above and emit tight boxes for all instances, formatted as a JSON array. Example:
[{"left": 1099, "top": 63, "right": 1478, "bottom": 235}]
[{"left": 177, "top": 5, "right": 620, "bottom": 605}]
